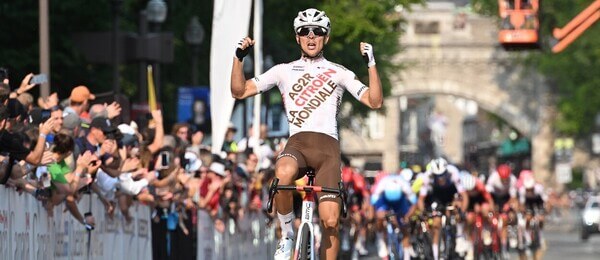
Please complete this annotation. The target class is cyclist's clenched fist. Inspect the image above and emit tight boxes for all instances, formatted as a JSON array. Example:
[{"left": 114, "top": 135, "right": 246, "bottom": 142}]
[
  {"left": 360, "top": 42, "right": 376, "bottom": 68},
  {"left": 235, "top": 37, "right": 255, "bottom": 61}
]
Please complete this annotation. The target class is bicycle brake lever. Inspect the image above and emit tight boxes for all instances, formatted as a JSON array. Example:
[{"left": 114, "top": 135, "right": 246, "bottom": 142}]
[{"left": 266, "top": 178, "right": 280, "bottom": 213}]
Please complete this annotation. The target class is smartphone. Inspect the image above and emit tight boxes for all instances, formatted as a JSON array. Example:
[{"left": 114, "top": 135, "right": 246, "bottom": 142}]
[
  {"left": 160, "top": 152, "right": 169, "bottom": 168},
  {"left": 42, "top": 173, "right": 51, "bottom": 188},
  {"left": 40, "top": 109, "right": 51, "bottom": 122},
  {"left": 29, "top": 74, "right": 48, "bottom": 85}
]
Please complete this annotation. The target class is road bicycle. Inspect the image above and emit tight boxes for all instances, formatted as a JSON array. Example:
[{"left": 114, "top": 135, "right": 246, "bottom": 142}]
[
  {"left": 410, "top": 212, "right": 434, "bottom": 260},
  {"left": 267, "top": 168, "right": 347, "bottom": 260},
  {"left": 472, "top": 212, "right": 502, "bottom": 260},
  {"left": 385, "top": 212, "right": 407, "bottom": 260},
  {"left": 432, "top": 202, "right": 463, "bottom": 260}
]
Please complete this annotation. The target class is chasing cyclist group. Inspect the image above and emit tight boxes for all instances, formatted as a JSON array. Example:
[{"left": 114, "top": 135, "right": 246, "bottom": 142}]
[{"left": 339, "top": 158, "right": 547, "bottom": 260}]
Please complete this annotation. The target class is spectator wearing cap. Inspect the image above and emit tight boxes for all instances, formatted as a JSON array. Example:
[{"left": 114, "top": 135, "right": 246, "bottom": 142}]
[
  {"left": 198, "top": 161, "right": 226, "bottom": 218},
  {"left": 75, "top": 117, "right": 115, "bottom": 154},
  {"left": 64, "top": 85, "right": 95, "bottom": 121},
  {"left": 74, "top": 117, "right": 121, "bottom": 177}
]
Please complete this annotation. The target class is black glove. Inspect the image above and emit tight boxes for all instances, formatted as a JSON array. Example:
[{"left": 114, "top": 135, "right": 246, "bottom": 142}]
[{"left": 235, "top": 38, "right": 253, "bottom": 61}]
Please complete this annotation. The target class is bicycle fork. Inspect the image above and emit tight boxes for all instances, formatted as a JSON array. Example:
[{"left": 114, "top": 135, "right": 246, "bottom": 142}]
[{"left": 294, "top": 199, "right": 316, "bottom": 260}]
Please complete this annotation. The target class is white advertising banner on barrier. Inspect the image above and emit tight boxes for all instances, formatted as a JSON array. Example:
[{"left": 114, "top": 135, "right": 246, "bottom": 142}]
[
  {"left": 196, "top": 210, "right": 276, "bottom": 260},
  {"left": 209, "top": 0, "right": 253, "bottom": 154},
  {"left": 0, "top": 187, "right": 151, "bottom": 260}
]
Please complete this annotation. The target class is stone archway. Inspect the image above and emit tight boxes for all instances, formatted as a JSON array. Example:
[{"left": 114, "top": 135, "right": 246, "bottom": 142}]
[{"left": 340, "top": 1, "right": 556, "bottom": 184}]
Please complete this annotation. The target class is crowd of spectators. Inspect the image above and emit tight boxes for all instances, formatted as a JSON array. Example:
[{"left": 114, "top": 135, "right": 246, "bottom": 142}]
[{"left": 0, "top": 71, "right": 283, "bottom": 259}]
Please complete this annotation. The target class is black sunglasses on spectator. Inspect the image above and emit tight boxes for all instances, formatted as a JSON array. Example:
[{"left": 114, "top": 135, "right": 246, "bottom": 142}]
[{"left": 296, "top": 26, "right": 328, "bottom": 37}]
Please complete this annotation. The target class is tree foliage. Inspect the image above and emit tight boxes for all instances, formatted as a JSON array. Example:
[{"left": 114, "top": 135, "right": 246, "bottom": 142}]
[
  {"left": 471, "top": 0, "right": 600, "bottom": 136},
  {"left": 0, "top": 0, "right": 422, "bottom": 127},
  {"left": 263, "top": 0, "right": 422, "bottom": 116}
]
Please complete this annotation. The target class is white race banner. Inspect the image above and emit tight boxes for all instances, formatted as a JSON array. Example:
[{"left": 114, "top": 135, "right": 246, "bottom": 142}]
[{"left": 210, "top": 0, "right": 253, "bottom": 154}]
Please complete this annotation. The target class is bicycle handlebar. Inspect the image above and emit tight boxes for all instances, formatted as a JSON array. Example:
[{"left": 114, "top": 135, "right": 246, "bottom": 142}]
[{"left": 266, "top": 178, "right": 348, "bottom": 218}]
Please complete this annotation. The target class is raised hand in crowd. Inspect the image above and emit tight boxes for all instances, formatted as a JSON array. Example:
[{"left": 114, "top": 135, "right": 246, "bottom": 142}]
[
  {"left": 151, "top": 109, "right": 163, "bottom": 125},
  {"left": 100, "top": 139, "right": 117, "bottom": 157},
  {"left": 37, "top": 92, "right": 59, "bottom": 110},
  {"left": 40, "top": 150, "right": 55, "bottom": 165},
  {"left": 76, "top": 151, "right": 94, "bottom": 170},
  {"left": 106, "top": 102, "right": 122, "bottom": 119},
  {"left": 39, "top": 116, "right": 56, "bottom": 136},
  {"left": 25, "top": 117, "right": 56, "bottom": 165},
  {"left": 147, "top": 109, "right": 164, "bottom": 154},
  {"left": 121, "top": 157, "right": 140, "bottom": 173},
  {"left": 9, "top": 73, "right": 36, "bottom": 98},
  {"left": 87, "top": 155, "right": 101, "bottom": 175}
]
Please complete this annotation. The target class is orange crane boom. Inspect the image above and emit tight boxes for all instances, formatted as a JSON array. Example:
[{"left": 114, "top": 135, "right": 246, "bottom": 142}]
[{"left": 551, "top": 0, "right": 600, "bottom": 53}]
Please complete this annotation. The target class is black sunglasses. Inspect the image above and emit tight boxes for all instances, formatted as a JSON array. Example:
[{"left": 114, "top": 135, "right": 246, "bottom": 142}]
[{"left": 296, "top": 27, "right": 328, "bottom": 37}]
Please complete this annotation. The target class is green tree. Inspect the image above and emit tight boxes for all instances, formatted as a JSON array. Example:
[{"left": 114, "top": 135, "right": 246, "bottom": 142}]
[
  {"left": 0, "top": 0, "right": 422, "bottom": 129},
  {"left": 263, "top": 0, "right": 422, "bottom": 117},
  {"left": 471, "top": 0, "right": 600, "bottom": 136}
]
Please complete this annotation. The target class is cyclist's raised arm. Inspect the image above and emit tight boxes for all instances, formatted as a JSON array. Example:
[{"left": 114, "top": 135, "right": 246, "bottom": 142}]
[
  {"left": 231, "top": 37, "right": 259, "bottom": 99},
  {"left": 358, "top": 42, "right": 382, "bottom": 109},
  {"left": 231, "top": 58, "right": 259, "bottom": 99}
]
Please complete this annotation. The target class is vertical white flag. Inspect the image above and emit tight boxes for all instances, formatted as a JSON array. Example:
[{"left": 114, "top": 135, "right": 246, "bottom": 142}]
[{"left": 210, "top": 0, "right": 253, "bottom": 154}]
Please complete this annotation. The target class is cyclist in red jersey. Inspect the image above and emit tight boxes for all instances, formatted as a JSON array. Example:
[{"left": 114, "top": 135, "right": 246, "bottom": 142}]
[{"left": 340, "top": 157, "right": 370, "bottom": 256}]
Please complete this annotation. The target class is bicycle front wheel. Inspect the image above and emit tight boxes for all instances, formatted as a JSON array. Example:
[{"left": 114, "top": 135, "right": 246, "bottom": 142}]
[{"left": 299, "top": 224, "right": 311, "bottom": 260}]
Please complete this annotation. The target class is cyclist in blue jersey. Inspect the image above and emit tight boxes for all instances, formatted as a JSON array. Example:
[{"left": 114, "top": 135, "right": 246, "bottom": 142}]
[{"left": 370, "top": 171, "right": 417, "bottom": 260}]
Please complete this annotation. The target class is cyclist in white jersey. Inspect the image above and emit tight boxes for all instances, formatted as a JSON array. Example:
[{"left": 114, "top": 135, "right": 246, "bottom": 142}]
[{"left": 231, "top": 8, "right": 382, "bottom": 260}]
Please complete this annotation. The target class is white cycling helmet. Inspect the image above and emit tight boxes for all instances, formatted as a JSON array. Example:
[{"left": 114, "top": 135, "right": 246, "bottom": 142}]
[
  {"left": 293, "top": 8, "right": 331, "bottom": 33},
  {"left": 429, "top": 158, "right": 448, "bottom": 175},
  {"left": 460, "top": 173, "right": 476, "bottom": 191},
  {"left": 400, "top": 168, "right": 414, "bottom": 182},
  {"left": 523, "top": 176, "right": 536, "bottom": 189}
]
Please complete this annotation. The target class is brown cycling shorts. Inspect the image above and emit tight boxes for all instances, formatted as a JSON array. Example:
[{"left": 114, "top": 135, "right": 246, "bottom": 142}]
[{"left": 278, "top": 131, "right": 342, "bottom": 203}]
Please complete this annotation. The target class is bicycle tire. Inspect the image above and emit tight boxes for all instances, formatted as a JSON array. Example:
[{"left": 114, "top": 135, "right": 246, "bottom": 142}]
[
  {"left": 299, "top": 224, "right": 311, "bottom": 260},
  {"left": 418, "top": 234, "right": 433, "bottom": 260}
]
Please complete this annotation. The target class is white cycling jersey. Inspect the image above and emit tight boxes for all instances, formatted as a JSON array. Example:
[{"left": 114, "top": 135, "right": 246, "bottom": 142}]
[
  {"left": 252, "top": 56, "right": 368, "bottom": 140},
  {"left": 371, "top": 174, "right": 417, "bottom": 204},
  {"left": 518, "top": 183, "right": 547, "bottom": 204},
  {"left": 485, "top": 171, "right": 518, "bottom": 198},
  {"left": 419, "top": 164, "right": 465, "bottom": 197}
]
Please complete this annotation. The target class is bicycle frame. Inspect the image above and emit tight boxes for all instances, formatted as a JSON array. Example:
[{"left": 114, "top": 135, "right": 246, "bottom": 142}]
[
  {"left": 266, "top": 169, "right": 347, "bottom": 260},
  {"left": 385, "top": 213, "right": 404, "bottom": 260}
]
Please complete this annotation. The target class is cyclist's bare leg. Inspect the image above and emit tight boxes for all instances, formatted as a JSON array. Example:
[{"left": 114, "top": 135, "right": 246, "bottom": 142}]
[
  {"left": 431, "top": 216, "right": 442, "bottom": 260},
  {"left": 274, "top": 157, "right": 298, "bottom": 236},
  {"left": 402, "top": 226, "right": 412, "bottom": 260},
  {"left": 319, "top": 200, "right": 340, "bottom": 260},
  {"left": 375, "top": 210, "right": 386, "bottom": 232}
]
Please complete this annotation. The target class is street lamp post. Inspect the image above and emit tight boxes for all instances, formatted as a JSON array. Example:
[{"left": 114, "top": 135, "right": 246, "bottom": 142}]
[
  {"left": 112, "top": 0, "right": 123, "bottom": 96},
  {"left": 145, "top": 0, "right": 167, "bottom": 102},
  {"left": 138, "top": 10, "right": 149, "bottom": 103},
  {"left": 185, "top": 16, "right": 205, "bottom": 86}
]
